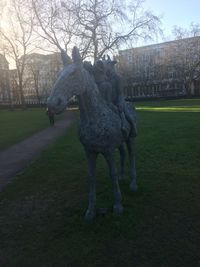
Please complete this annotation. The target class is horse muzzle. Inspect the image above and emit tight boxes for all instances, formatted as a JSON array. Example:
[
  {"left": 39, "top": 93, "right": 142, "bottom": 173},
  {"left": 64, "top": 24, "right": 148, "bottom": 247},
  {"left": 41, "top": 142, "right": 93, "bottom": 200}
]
[{"left": 47, "top": 96, "right": 67, "bottom": 114}]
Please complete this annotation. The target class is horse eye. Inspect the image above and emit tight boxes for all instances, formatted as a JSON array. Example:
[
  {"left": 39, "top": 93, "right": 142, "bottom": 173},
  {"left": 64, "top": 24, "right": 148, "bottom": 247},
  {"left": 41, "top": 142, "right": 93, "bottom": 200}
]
[{"left": 57, "top": 97, "right": 62, "bottom": 105}]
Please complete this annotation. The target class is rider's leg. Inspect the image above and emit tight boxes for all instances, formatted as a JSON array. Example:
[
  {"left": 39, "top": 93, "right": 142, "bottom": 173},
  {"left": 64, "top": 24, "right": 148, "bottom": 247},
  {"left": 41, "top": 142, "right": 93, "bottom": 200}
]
[
  {"left": 119, "top": 112, "right": 128, "bottom": 138},
  {"left": 124, "top": 109, "right": 137, "bottom": 138}
]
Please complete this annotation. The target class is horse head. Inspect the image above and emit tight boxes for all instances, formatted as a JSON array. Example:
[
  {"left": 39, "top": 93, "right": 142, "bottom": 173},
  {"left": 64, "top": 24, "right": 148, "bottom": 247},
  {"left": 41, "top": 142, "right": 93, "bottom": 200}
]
[{"left": 47, "top": 47, "right": 86, "bottom": 114}]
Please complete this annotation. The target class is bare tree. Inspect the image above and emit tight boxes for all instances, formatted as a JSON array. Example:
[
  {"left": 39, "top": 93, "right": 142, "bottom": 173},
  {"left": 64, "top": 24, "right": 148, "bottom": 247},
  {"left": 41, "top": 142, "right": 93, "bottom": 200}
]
[
  {"left": 0, "top": 0, "right": 35, "bottom": 106},
  {"left": 31, "top": 0, "right": 75, "bottom": 52},
  {"left": 31, "top": 0, "right": 161, "bottom": 60},
  {"left": 164, "top": 24, "right": 200, "bottom": 95},
  {"left": 27, "top": 63, "right": 41, "bottom": 103},
  {"left": 172, "top": 23, "right": 200, "bottom": 39}
]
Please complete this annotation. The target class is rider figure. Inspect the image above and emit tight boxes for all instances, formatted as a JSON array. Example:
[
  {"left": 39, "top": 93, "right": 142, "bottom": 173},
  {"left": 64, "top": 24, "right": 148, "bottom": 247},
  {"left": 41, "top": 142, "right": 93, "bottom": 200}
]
[
  {"left": 93, "top": 60, "right": 113, "bottom": 103},
  {"left": 103, "top": 57, "right": 137, "bottom": 138}
]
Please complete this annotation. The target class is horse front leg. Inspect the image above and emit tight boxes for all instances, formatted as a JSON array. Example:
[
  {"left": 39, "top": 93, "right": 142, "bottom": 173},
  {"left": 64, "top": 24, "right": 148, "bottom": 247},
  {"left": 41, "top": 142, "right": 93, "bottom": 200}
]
[
  {"left": 103, "top": 151, "right": 123, "bottom": 215},
  {"left": 126, "top": 137, "right": 138, "bottom": 192},
  {"left": 85, "top": 150, "right": 98, "bottom": 221}
]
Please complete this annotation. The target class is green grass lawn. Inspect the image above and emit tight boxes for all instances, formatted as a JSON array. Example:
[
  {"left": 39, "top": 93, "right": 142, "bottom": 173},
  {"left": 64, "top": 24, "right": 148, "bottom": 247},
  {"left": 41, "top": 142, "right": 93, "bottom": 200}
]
[
  {"left": 135, "top": 98, "right": 200, "bottom": 112},
  {"left": 0, "top": 99, "right": 200, "bottom": 267},
  {"left": 0, "top": 108, "right": 61, "bottom": 150}
]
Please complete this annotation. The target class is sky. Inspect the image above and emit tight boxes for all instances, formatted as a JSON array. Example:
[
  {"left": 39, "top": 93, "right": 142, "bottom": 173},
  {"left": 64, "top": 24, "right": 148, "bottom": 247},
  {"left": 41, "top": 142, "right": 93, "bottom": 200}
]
[
  {"left": 143, "top": 0, "right": 200, "bottom": 41},
  {"left": 2, "top": 0, "right": 200, "bottom": 67}
]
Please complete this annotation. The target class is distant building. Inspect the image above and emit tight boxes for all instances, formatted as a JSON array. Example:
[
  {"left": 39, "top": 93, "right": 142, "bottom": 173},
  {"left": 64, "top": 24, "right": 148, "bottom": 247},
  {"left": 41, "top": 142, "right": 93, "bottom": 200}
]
[
  {"left": 0, "top": 54, "right": 10, "bottom": 103},
  {"left": 118, "top": 36, "right": 200, "bottom": 98},
  {"left": 21, "top": 52, "right": 63, "bottom": 104}
]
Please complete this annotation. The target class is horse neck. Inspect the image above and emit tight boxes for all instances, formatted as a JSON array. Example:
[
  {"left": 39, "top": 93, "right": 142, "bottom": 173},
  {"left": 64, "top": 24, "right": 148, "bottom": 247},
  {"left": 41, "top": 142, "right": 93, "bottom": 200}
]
[{"left": 77, "top": 71, "right": 105, "bottom": 121}]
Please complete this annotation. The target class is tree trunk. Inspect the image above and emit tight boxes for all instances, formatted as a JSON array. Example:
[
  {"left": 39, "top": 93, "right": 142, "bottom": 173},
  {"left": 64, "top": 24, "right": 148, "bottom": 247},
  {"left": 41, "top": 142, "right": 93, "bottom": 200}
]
[
  {"left": 190, "top": 81, "right": 195, "bottom": 96},
  {"left": 19, "top": 79, "right": 26, "bottom": 108},
  {"left": 35, "top": 84, "right": 40, "bottom": 105}
]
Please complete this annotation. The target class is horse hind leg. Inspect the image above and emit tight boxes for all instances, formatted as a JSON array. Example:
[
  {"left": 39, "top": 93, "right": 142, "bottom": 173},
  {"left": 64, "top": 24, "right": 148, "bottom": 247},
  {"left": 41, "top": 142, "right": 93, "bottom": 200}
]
[
  {"left": 118, "top": 144, "right": 126, "bottom": 180},
  {"left": 126, "top": 137, "right": 138, "bottom": 192},
  {"left": 84, "top": 150, "right": 98, "bottom": 221},
  {"left": 103, "top": 151, "right": 123, "bottom": 215}
]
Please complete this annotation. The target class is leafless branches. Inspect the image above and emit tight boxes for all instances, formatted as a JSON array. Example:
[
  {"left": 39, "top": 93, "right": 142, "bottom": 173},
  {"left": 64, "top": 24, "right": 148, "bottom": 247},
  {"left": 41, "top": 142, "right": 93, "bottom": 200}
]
[
  {"left": 31, "top": 0, "right": 161, "bottom": 60},
  {"left": 0, "top": 0, "right": 36, "bottom": 105}
]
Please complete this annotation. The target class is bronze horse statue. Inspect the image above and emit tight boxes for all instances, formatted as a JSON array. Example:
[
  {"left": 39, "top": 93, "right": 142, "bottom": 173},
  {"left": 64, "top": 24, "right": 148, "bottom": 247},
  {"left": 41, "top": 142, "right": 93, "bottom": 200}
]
[{"left": 47, "top": 47, "right": 137, "bottom": 220}]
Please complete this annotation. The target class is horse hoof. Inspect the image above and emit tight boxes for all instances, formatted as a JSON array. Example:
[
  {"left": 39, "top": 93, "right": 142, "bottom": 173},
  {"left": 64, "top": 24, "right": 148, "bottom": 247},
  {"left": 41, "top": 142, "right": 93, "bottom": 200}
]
[
  {"left": 130, "top": 182, "right": 138, "bottom": 192},
  {"left": 84, "top": 209, "right": 96, "bottom": 221},
  {"left": 113, "top": 204, "right": 124, "bottom": 215}
]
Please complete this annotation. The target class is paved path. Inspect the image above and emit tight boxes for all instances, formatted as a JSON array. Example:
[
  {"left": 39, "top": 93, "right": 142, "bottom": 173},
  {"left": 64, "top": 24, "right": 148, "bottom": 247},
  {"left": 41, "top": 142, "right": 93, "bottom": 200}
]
[{"left": 0, "top": 110, "right": 75, "bottom": 191}]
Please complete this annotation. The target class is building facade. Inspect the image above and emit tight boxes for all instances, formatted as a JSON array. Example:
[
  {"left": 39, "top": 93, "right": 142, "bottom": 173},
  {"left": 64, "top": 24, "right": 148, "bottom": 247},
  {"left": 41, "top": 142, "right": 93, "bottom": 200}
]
[
  {"left": 0, "top": 52, "right": 65, "bottom": 105},
  {"left": 0, "top": 54, "right": 10, "bottom": 104},
  {"left": 118, "top": 36, "right": 200, "bottom": 98},
  {"left": 20, "top": 52, "right": 63, "bottom": 104}
]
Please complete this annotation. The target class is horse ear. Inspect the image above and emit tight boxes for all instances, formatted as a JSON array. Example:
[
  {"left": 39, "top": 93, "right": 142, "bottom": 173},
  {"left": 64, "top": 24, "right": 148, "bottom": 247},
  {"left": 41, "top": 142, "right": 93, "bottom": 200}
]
[
  {"left": 72, "top": 46, "right": 82, "bottom": 64},
  {"left": 61, "top": 49, "right": 71, "bottom": 66},
  {"left": 107, "top": 55, "right": 111, "bottom": 61}
]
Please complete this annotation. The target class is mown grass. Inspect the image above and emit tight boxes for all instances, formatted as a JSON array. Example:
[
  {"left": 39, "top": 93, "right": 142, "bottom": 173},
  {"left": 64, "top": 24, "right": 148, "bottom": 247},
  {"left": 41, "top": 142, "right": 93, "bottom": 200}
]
[
  {"left": 0, "top": 108, "right": 61, "bottom": 150},
  {"left": 0, "top": 99, "right": 200, "bottom": 267},
  {"left": 135, "top": 98, "right": 200, "bottom": 112}
]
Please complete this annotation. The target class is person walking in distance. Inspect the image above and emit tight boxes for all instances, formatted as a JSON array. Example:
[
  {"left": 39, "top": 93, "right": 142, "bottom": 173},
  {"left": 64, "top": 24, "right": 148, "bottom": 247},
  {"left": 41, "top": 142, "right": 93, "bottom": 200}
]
[{"left": 46, "top": 108, "right": 55, "bottom": 126}]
